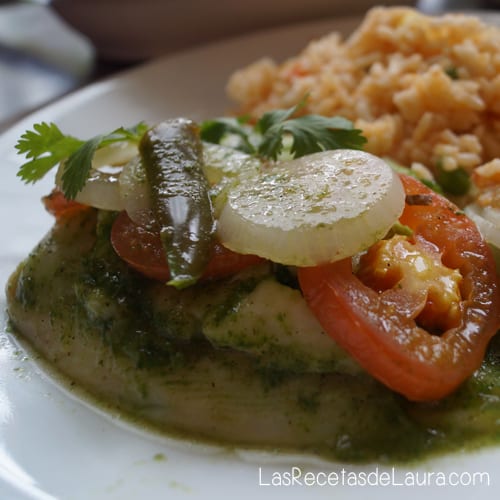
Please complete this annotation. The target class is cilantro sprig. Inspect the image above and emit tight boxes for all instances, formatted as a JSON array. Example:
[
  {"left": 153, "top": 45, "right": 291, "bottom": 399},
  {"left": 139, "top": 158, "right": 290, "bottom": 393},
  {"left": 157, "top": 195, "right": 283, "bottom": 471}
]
[
  {"left": 200, "top": 100, "right": 367, "bottom": 160},
  {"left": 16, "top": 121, "right": 148, "bottom": 199},
  {"left": 16, "top": 122, "right": 82, "bottom": 184}
]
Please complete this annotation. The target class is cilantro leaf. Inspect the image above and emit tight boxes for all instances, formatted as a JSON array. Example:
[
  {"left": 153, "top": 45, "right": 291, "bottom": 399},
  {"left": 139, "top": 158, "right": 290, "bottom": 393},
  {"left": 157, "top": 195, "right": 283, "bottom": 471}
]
[
  {"left": 61, "top": 135, "right": 103, "bottom": 200},
  {"left": 255, "top": 95, "right": 308, "bottom": 136},
  {"left": 16, "top": 122, "right": 83, "bottom": 183},
  {"left": 100, "top": 123, "right": 149, "bottom": 146},
  {"left": 200, "top": 117, "right": 255, "bottom": 154},
  {"left": 256, "top": 101, "right": 301, "bottom": 135},
  {"left": 16, "top": 121, "right": 148, "bottom": 199},
  {"left": 200, "top": 98, "right": 367, "bottom": 161},
  {"left": 62, "top": 123, "right": 148, "bottom": 199},
  {"left": 258, "top": 113, "right": 367, "bottom": 160}
]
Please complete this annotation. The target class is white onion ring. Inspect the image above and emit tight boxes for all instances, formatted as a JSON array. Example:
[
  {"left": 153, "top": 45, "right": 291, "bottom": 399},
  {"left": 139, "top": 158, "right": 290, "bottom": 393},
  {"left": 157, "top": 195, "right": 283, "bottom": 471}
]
[
  {"left": 217, "top": 149, "right": 406, "bottom": 266},
  {"left": 91, "top": 141, "right": 138, "bottom": 169},
  {"left": 118, "top": 156, "right": 154, "bottom": 227},
  {"left": 55, "top": 141, "right": 140, "bottom": 211},
  {"left": 465, "top": 203, "right": 500, "bottom": 248}
]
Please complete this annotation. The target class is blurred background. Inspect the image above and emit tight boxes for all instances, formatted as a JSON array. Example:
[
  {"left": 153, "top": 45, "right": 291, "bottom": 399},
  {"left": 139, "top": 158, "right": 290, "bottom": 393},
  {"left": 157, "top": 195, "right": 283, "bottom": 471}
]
[{"left": 0, "top": 0, "right": 497, "bottom": 132}]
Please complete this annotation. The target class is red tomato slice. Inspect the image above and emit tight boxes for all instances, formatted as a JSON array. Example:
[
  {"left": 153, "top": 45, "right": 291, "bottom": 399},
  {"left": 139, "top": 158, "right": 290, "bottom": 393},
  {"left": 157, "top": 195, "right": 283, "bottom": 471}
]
[
  {"left": 111, "top": 211, "right": 264, "bottom": 282},
  {"left": 43, "top": 189, "right": 90, "bottom": 220},
  {"left": 298, "top": 174, "right": 500, "bottom": 401}
]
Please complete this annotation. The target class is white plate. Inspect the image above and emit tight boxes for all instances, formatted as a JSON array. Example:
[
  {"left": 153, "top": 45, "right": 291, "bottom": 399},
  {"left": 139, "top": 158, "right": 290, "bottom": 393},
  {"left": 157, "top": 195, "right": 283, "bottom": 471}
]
[{"left": 1, "top": 15, "right": 499, "bottom": 500}]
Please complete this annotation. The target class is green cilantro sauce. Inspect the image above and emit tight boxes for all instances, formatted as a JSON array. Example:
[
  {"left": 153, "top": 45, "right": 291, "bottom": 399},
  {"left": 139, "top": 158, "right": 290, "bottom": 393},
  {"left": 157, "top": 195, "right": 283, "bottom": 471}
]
[{"left": 6, "top": 209, "right": 500, "bottom": 464}]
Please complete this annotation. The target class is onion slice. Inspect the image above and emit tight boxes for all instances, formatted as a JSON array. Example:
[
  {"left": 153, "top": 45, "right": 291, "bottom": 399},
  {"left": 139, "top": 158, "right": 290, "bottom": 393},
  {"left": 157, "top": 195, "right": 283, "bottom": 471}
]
[
  {"left": 464, "top": 203, "right": 500, "bottom": 248},
  {"left": 55, "top": 163, "right": 124, "bottom": 211},
  {"left": 202, "top": 142, "right": 261, "bottom": 184},
  {"left": 91, "top": 141, "right": 138, "bottom": 169},
  {"left": 55, "top": 141, "right": 139, "bottom": 211},
  {"left": 72, "top": 168, "right": 124, "bottom": 211},
  {"left": 118, "top": 156, "right": 154, "bottom": 227},
  {"left": 217, "top": 149, "right": 405, "bottom": 266},
  {"left": 202, "top": 142, "right": 262, "bottom": 217}
]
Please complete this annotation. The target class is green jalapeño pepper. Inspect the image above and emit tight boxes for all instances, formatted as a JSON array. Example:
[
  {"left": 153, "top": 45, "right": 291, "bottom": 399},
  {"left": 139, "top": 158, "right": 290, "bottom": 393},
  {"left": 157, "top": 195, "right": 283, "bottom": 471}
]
[{"left": 139, "top": 119, "right": 215, "bottom": 289}]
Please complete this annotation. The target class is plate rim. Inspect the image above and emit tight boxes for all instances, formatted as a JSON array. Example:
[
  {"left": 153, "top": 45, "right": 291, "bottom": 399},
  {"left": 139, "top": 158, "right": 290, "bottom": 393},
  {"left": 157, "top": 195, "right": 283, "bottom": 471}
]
[{"left": 1, "top": 11, "right": 500, "bottom": 500}]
